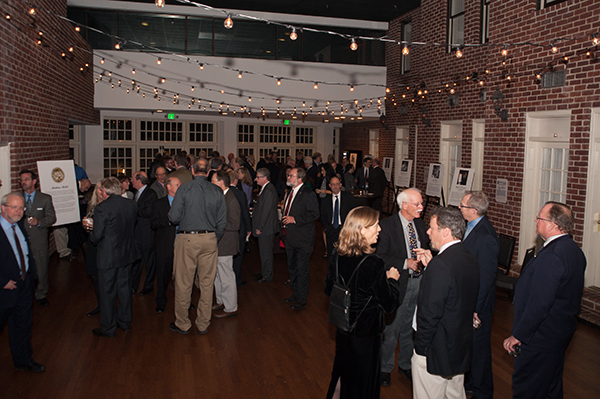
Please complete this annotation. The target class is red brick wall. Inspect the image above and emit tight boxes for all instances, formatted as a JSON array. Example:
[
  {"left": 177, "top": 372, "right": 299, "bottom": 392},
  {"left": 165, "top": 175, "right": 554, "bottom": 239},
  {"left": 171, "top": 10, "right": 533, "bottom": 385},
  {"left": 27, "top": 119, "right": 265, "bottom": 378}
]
[
  {"left": 0, "top": 0, "right": 99, "bottom": 190},
  {"left": 341, "top": 0, "right": 600, "bottom": 272}
]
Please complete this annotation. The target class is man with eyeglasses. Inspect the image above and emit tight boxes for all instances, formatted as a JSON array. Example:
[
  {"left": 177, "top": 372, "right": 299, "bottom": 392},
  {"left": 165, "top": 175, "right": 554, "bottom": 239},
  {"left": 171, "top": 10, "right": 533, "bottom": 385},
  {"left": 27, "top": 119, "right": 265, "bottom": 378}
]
[
  {"left": 0, "top": 192, "right": 45, "bottom": 372},
  {"left": 252, "top": 168, "right": 279, "bottom": 282},
  {"left": 504, "top": 201, "right": 586, "bottom": 399},
  {"left": 379, "top": 188, "right": 430, "bottom": 387},
  {"left": 459, "top": 192, "right": 499, "bottom": 399}
]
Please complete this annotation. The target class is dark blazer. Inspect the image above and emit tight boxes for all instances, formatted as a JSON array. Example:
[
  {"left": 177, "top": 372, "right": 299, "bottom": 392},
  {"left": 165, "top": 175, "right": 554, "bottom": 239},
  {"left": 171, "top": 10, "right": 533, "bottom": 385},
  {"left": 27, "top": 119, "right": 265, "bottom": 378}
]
[
  {"left": 252, "top": 182, "right": 279, "bottom": 237},
  {"left": 462, "top": 216, "right": 499, "bottom": 315},
  {"left": 218, "top": 190, "right": 241, "bottom": 256},
  {"left": 230, "top": 185, "right": 251, "bottom": 236},
  {"left": 283, "top": 184, "right": 319, "bottom": 247},
  {"left": 320, "top": 191, "right": 356, "bottom": 235},
  {"left": 134, "top": 186, "right": 158, "bottom": 244},
  {"left": 0, "top": 219, "right": 37, "bottom": 309},
  {"left": 368, "top": 166, "right": 387, "bottom": 194},
  {"left": 415, "top": 242, "right": 480, "bottom": 376},
  {"left": 90, "top": 195, "right": 141, "bottom": 270},
  {"left": 150, "top": 196, "right": 175, "bottom": 259},
  {"left": 23, "top": 191, "right": 56, "bottom": 249},
  {"left": 355, "top": 166, "right": 371, "bottom": 190},
  {"left": 512, "top": 235, "right": 586, "bottom": 352}
]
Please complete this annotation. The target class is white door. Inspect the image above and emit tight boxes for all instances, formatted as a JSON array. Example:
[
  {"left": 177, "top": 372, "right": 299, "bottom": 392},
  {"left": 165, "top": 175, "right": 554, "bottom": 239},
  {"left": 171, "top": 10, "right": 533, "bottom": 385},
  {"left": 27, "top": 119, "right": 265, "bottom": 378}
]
[{"left": 583, "top": 108, "right": 600, "bottom": 287}]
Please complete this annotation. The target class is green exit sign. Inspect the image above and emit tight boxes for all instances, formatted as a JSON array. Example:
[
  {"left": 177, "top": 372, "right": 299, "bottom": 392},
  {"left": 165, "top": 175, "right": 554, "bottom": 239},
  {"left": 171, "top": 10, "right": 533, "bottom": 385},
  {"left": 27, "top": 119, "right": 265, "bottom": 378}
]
[
  {"left": 284, "top": 120, "right": 290, "bottom": 125},
  {"left": 167, "top": 113, "right": 175, "bottom": 120}
]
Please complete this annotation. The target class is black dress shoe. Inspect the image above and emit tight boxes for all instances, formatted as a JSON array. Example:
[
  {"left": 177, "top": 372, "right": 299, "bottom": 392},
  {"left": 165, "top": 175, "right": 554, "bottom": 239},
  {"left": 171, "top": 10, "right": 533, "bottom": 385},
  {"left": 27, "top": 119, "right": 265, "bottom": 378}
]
[
  {"left": 16, "top": 361, "right": 46, "bottom": 373},
  {"left": 155, "top": 306, "right": 165, "bottom": 314},
  {"left": 119, "top": 325, "right": 130, "bottom": 332},
  {"left": 290, "top": 303, "right": 306, "bottom": 311},
  {"left": 380, "top": 372, "right": 391, "bottom": 386},
  {"left": 86, "top": 307, "right": 100, "bottom": 317},
  {"left": 256, "top": 278, "right": 269, "bottom": 283},
  {"left": 36, "top": 298, "right": 49, "bottom": 306},
  {"left": 198, "top": 327, "right": 209, "bottom": 335},
  {"left": 139, "top": 288, "right": 154, "bottom": 295},
  {"left": 169, "top": 322, "right": 190, "bottom": 335},
  {"left": 284, "top": 295, "right": 296, "bottom": 304},
  {"left": 92, "top": 328, "right": 114, "bottom": 337},
  {"left": 398, "top": 367, "right": 412, "bottom": 383},
  {"left": 253, "top": 275, "right": 264, "bottom": 282},
  {"left": 253, "top": 273, "right": 262, "bottom": 279}
]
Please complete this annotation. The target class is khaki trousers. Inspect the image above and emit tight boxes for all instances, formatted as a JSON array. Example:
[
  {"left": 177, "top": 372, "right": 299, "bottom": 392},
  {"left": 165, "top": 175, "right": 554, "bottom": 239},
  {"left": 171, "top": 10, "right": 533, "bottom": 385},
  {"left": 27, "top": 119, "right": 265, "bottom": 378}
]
[
  {"left": 173, "top": 233, "right": 218, "bottom": 332},
  {"left": 411, "top": 350, "right": 466, "bottom": 399}
]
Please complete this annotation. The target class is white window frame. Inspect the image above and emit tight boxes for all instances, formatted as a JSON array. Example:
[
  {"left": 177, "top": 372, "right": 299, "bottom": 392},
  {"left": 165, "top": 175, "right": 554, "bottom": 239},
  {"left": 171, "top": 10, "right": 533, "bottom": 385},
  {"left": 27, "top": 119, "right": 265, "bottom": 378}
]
[{"left": 440, "top": 121, "right": 462, "bottom": 200}]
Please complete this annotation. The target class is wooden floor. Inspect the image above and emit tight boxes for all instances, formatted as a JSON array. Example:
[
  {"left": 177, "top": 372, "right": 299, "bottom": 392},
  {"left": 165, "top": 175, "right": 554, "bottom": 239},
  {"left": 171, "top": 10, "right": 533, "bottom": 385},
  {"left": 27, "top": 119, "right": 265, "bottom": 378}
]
[{"left": 2, "top": 232, "right": 600, "bottom": 398}]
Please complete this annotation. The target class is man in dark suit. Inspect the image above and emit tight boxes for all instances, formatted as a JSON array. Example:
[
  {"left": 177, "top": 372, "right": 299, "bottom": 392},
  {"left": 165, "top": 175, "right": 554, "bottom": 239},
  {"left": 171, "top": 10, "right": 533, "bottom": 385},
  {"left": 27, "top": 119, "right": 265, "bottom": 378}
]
[
  {"left": 412, "top": 207, "right": 479, "bottom": 399},
  {"left": 90, "top": 177, "right": 141, "bottom": 337},
  {"left": 460, "top": 192, "right": 499, "bottom": 399},
  {"left": 211, "top": 170, "right": 241, "bottom": 318},
  {"left": 355, "top": 156, "right": 373, "bottom": 191},
  {"left": 504, "top": 201, "right": 586, "bottom": 399},
  {"left": 305, "top": 155, "right": 320, "bottom": 187},
  {"left": 281, "top": 168, "right": 319, "bottom": 310},
  {"left": 368, "top": 158, "right": 388, "bottom": 213},
  {"left": 227, "top": 170, "right": 252, "bottom": 286},
  {"left": 150, "top": 176, "right": 181, "bottom": 314},
  {"left": 1, "top": 192, "right": 45, "bottom": 372},
  {"left": 252, "top": 168, "right": 279, "bottom": 282},
  {"left": 20, "top": 170, "right": 56, "bottom": 307},
  {"left": 379, "top": 188, "right": 430, "bottom": 387},
  {"left": 150, "top": 166, "right": 167, "bottom": 198},
  {"left": 320, "top": 176, "right": 355, "bottom": 260},
  {"left": 131, "top": 171, "right": 158, "bottom": 295}
]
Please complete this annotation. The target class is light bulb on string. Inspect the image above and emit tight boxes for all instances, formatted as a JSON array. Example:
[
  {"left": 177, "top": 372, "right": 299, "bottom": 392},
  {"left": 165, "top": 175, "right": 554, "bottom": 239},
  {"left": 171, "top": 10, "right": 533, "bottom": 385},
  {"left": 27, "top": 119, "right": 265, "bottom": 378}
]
[
  {"left": 290, "top": 28, "right": 298, "bottom": 41},
  {"left": 314, "top": 82, "right": 319, "bottom": 90},
  {"left": 29, "top": 8, "right": 35, "bottom": 15},
  {"left": 69, "top": 47, "right": 74, "bottom": 52},
  {"left": 238, "top": 72, "right": 242, "bottom": 79},
  {"left": 199, "top": 64, "right": 204, "bottom": 70},
  {"left": 592, "top": 35, "right": 599, "bottom": 46},
  {"left": 277, "top": 79, "right": 281, "bottom": 86},
  {"left": 402, "top": 45, "right": 409, "bottom": 55},
  {"left": 5, "top": 14, "right": 11, "bottom": 20},
  {"left": 350, "top": 85, "right": 354, "bottom": 92},
  {"left": 224, "top": 14, "right": 233, "bottom": 29},
  {"left": 100, "top": 58, "right": 105, "bottom": 64},
  {"left": 191, "top": 86, "right": 195, "bottom": 92},
  {"left": 350, "top": 38, "right": 358, "bottom": 51},
  {"left": 132, "top": 69, "right": 136, "bottom": 75},
  {"left": 157, "top": 58, "right": 162, "bottom": 65},
  {"left": 551, "top": 43, "right": 558, "bottom": 53},
  {"left": 155, "top": 0, "right": 165, "bottom": 8},
  {"left": 115, "top": 43, "right": 121, "bottom": 50},
  {"left": 501, "top": 46, "right": 508, "bottom": 56},
  {"left": 161, "top": 77, "right": 166, "bottom": 83},
  {"left": 455, "top": 47, "right": 463, "bottom": 58},
  {"left": 75, "top": 26, "right": 80, "bottom": 32}
]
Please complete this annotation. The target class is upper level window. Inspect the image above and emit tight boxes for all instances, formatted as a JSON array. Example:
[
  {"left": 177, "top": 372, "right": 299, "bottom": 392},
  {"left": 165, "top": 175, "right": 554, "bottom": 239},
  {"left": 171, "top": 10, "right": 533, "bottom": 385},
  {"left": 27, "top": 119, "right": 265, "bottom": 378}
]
[
  {"left": 481, "top": 0, "right": 490, "bottom": 44},
  {"left": 447, "top": 0, "right": 465, "bottom": 51},
  {"left": 539, "top": 0, "right": 567, "bottom": 10},
  {"left": 401, "top": 20, "right": 411, "bottom": 74}
]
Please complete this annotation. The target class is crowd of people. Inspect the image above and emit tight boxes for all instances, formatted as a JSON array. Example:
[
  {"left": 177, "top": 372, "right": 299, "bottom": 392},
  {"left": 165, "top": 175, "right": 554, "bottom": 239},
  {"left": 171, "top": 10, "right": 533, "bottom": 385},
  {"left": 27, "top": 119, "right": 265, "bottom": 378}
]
[{"left": 0, "top": 150, "right": 587, "bottom": 399}]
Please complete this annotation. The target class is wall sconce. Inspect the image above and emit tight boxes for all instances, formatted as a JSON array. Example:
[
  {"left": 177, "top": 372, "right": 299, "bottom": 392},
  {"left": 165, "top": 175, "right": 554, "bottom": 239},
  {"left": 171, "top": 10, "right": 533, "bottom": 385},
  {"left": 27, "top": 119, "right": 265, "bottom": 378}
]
[{"left": 492, "top": 87, "right": 508, "bottom": 121}]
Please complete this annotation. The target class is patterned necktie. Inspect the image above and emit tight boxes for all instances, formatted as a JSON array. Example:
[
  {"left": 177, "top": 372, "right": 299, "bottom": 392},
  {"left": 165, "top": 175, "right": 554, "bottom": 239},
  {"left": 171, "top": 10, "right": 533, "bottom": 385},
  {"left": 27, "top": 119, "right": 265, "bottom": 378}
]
[
  {"left": 282, "top": 189, "right": 295, "bottom": 236},
  {"left": 407, "top": 223, "right": 418, "bottom": 259},
  {"left": 26, "top": 194, "right": 32, "bottom": 214},
  {"left": 12, "top": 225, "right": 27, "bottom": 280},
  {"left": 333, "top": 195, "right": 340, "bottom": 229}
]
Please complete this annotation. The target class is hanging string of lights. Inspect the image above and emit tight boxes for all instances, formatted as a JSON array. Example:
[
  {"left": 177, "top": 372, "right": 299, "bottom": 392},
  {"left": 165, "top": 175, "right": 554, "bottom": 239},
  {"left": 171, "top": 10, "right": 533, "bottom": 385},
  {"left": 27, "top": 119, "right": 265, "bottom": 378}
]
[{"left": 2, "top": 0, "right": 598, "bottom": 120}]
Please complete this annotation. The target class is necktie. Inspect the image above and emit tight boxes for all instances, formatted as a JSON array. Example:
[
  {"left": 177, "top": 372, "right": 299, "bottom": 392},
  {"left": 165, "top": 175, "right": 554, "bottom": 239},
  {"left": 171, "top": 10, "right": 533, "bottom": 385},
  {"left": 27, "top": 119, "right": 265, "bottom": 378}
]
[
  {"left": 12, "top": 225, "right": 27, "bottom": 280},
  {"left": 407, "top": 223, "right": 420, "bottom": 276},
  {"left": 282, "top": 189, "right": 295, "bottom": 236},
  {"left": 365, "top": 168, "right": 369, "bottom": 179},
  {"left": 26, "top": 194, "right": 32, "bottom": 214},
  {"left": 333, "top": 195, "right": 340, "bottom": 229}
]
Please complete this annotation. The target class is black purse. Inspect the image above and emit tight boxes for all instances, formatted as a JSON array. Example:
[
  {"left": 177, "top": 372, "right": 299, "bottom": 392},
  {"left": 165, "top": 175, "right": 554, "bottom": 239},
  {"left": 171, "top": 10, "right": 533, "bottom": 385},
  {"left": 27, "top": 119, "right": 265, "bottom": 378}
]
[{"left": 328, "top": 254, "right": 373, "bottom": 332}]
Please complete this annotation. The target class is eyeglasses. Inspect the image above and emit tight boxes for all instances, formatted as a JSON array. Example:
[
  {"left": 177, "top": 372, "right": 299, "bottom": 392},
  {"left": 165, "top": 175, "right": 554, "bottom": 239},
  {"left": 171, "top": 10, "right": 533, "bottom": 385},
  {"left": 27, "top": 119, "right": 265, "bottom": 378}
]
[
  {"left": 404, "top": 201, "right": 423, "bottom": 207},
  {"left": 288, "top": 174, "right": 297, "bottom": 177},
  {"left": 535, "top": 216, "right": 552, "bottom": 223},
  {"left": 5, "top": 205, "right": 26, "bottom": 211},
  {"left": 459, "top": 203, "right": 477, "bottom": 210}
]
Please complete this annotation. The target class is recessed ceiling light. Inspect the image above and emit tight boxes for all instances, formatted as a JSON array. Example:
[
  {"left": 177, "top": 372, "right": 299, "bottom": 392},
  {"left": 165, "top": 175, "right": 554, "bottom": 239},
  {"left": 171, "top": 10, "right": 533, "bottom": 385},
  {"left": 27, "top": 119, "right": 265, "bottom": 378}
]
[{"left": 142, "top": 22, "right": 149, "bottom": 26}]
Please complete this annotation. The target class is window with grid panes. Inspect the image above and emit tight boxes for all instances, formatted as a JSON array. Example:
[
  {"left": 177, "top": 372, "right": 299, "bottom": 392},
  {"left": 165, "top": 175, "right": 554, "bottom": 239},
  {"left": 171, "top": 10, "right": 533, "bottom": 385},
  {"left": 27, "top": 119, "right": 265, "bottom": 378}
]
[
  {"left": 296, "top": 147, "right": 314, "bottom": 158},
  {"left": 103, "top": 119, "right": 133, "bottom": 141},
  {"left": 238, "top": 124, "right": 255, "bottom": 143},
  {"left": 259, "top": 125, "right": 290, "bottom": 143},
  {"left": 238, "top": 147, "right": 254, "bottom": 158},
  {"left": 401, "top": 20, "right": 411, "bottom": 74},
  {"left": 139, "top": 120, "right": 183, "bottom": 142},
  {"left": 295, "top": 127, "right": 314, "bottom": 144},
  {"left": 104, "top": 147, "right": 133, "bottom": 177},
  {"left": 481, "top": 0, "right": 490, "bottom": 44},
  {"left": 539, "top": 147, "right": 568, "bottom": 208},
  {"left": 189, "top": 122, "right": 214, "bottom": 142},
  {"left": 139, "top": 146, "right": 181, "bottom": 172},
  {"left": 189, "top": 147, "right": 215, "bottom": 158},
  {"left": 539, "top": 0, "right": 567, "bottom": 10}
]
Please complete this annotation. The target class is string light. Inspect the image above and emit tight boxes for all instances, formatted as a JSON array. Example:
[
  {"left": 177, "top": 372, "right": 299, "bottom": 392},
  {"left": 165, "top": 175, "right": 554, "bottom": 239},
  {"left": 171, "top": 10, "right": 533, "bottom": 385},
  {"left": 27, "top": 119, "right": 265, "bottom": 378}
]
[
  {"left": 5, "top": 14, "right": 10, "bottom": 20},
  {"left": 191, "top": 86, "right": 195, "bottom": 91},
  {"left": 238, "top": 72, "right": 242, "bottom": 79},
  {"left": 276, "top": 79, "right": 281, "bottom": 86},
  {"left": 68, "top": 47, "right": 74, "bottom": 52},
  {"left": 501, "top": 46, "right": 508, "bottom": 56},
  {"left": 114, "top": 42, "right": 121, "bottom": 50},
  {"left": 224, "top": 14, "right": 233, "bottom": 29},
  {"left": 161, "top": 77, "right": 166, "bottom": 83},
  {"left": 28, "top": 8, "right": 35, "bottom": 15},
  {"left": 455, "top": 47, "right": 463, "bottom": 58},
  {"left": 199, "top": 63, "right": 204, "bottom": 70},
  {"left": 350, "top": 85, "right": 354, "bottom": 92},
  {"left": 75, "top": 26, "right": 80, "bottom": 32},
  {"left": 157, "top": 58, "right": 162, "bottom": 65},
  {"left": 551, "top": 43, "right": 558, "bottom": 53},
  {"left": 290, "top": 28, "right": 298, "bottom": 41},
  {"left": 314, "top": 82, "right": 318, "bottom": 90},
  {"left": 593, "top": 34, "right": 599, "bottom": 46},
  {"left": 155, "top": 0, "right": 165, "bottom": 7},
  {"left": 132, "top": 68, "right": 136, "bottom": 74},
  {"left": 350, "top": 38, "right": 358, "bottom": 51},
  {"left": 100, "top": 58, "right": 105, "bottom": 64}
]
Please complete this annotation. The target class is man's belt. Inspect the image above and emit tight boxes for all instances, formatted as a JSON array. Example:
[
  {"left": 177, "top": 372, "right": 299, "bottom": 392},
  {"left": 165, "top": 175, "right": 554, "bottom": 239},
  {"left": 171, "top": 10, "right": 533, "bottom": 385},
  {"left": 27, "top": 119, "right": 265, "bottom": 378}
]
[{"left": 178, "top": 230, "right": 214, "bottom": 234}]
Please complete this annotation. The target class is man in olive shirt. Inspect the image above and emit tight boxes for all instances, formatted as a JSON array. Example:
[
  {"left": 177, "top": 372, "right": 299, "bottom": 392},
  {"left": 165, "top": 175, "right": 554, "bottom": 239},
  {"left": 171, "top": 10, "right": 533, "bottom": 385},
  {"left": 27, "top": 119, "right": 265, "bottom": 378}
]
[{"left": 168, "top": 158, "right": 226, "bottom": 335}]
